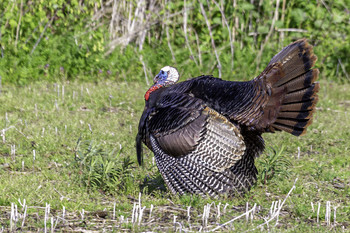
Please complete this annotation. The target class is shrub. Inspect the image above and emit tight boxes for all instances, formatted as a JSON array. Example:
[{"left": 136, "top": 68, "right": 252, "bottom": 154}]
[
  {"left": 258, "top": 146, "right": 292, "bottom": 185},
  {"left": 73, "top": 138, "right": 135, "bottom": 194}
]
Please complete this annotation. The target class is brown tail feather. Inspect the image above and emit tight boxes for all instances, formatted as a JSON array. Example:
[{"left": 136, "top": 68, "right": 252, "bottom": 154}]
[
  {"left": 272, "top": 123, "right": 305, "bottom": 136},
  {"left": 283, "top": 69, "right": 319, "bottom": 93},
  {"left": 262, "top": 39, "right": 319, "bottom": 136},
  {"left": 278, "top": 111, "right": 314, "bottom": 119},
  {"left": 270, "top": 39, "right": 318, "bottom": 87},
  {"left": 274, "top": 118, "right": 313, "bottom": 129},
  {"left": 283, "top": 83, "right": 320, "bottom": 103},
  {"left": 280, "top": 100, "right": 318, "bottom": 112}
]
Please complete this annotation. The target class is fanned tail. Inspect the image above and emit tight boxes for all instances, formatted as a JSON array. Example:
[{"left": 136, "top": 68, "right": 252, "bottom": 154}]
[{"left": 265, "top": 39, "right": 320, "bottom": 136}]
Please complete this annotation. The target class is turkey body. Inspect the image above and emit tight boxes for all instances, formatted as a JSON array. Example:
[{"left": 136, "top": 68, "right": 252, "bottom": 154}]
[{"left": 137, "top": 39, "right": 319, "bottom": 197}]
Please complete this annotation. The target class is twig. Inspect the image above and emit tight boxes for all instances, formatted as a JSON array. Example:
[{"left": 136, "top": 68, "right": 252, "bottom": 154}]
[
  {"left": 209, "top": 203, "right": 257, "bottom": 232},
  {"left": 325, "top": 201, "right": 331, "bottom": 226},
  {"left": 139, "top": 55, "right": 150, "bottom": 85},
  {"left": 62, "top": 206, "right": 65, "bottom": 222},
  {"left": 255, "top": 0, "right": 280, "bottom": 71},
  {"left": 212, "top": 0, "right": 234, "bottom": 70},
  {"left": 224, "top": 203, "right": 231, "bottom": 214},
  {"left": 53, "top": 188, "right": 71, "bottom": 201},
  {"left": 202, "top": 203, "right": 211, "bottom": 228},
  {"left": 277, "top": 0, "right": 286, "bottom": 47},
  {"left": 276, "top": 28, "right": 308, "bottom": 32},
  {"left": 109, "top": 0, "right": 117, "bottom": 40},
  {"left": 246, "top": 202, "right": 249, "bottom": 222},
  {"left": 15, "top": 0, "right": 24, "bottom": 48},
  {"left": 183, "top": 0, "right": 198, "bottom": 66},
  {"left": 320, "top": 0, "right": 332, "bottom": 14},
  {"left": 80, "top": 209, "right": 85, "bottom": 221},
  {"left": 248, "top": 28, "right": 308, "bottom": 36},
  {"left": 338, "top": 58, "right": 350, "bottom": 80},
  {"left": 198, "top": 0, "right": 222, "bottom": 78},
  {"left": 245, "top": 178, "right": 298, "bottom": 232},
  {"left": 113, "top": 202, "right": 116, "bottom": 220},
  {"left": 149, "top": 204, "right": 154, "bottom": 220},
  {"left": 31, "top": 14, "right": 55, "bottom": 55},
  {"left": 194, "top": 29, "right": 202, "bottom": 67},
  {"left": 44, "top": 203, "right": 50, "bottom": 233},
  {"left": 217, "top": 202, "right": 221, "bottom": 220},
  {"left": 166, "top": 25, "right": 176, "bottom": 63},
  {"left": 21, "top": 205, "right": 27, "bottom": 228},
  {"left": 187, "top": 206, "right": 191, "bottom": 222}
]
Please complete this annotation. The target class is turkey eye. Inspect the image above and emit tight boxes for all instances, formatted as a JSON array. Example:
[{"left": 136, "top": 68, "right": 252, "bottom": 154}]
[{"left": 161, "top": 71, "right": 164, "bottom": 74}]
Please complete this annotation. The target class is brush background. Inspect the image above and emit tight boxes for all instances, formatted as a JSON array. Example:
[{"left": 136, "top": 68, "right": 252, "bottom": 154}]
[{"left": 0, "top": 0, "right": 348, "bottom": 84}]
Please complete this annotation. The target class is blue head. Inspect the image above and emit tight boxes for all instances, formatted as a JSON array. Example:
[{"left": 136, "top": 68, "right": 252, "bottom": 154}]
[
  {"left": 145, "top": 66, "right": 180, "bottom": 101},
  {"left": 153, "top": 66, "right": 179, "bottom": 86}
]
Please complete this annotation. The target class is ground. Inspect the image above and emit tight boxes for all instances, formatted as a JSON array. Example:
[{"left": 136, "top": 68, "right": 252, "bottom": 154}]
[{"left": 0, "top": 80, "right": 349, "bottom": 232}]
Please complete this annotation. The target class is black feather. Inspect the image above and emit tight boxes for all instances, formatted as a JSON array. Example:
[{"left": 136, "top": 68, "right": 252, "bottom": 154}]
[{"left": 136, "top": 134, "right": 143, "bottom": 166}]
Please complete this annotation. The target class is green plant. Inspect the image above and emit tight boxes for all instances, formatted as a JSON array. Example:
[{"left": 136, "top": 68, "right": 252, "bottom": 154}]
[
  {"left": 0, "top": 0, "right": 109, "bottom": 84},
  {"left": 1, "top": 0, "right": 349, "bottom": 84},
  {"left": 74, "top": 137, "right": 135, "bottom": 194},
  {"left": 258, "top": 146, "right": 292, "bottom": 184}
]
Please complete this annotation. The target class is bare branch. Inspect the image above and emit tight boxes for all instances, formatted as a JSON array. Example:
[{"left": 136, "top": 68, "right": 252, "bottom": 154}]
[
  {"left": 15, "top": 0, "right": 24, "bottom": 48},
  {"left": 199, "top": 1, "right": 222, "bottom": 78},
  {"left": 183, "top": 0, "right": 198, "bottom": 66},
  {"left": 212, "top": 0, "right": 234, "bottom": 70},
  {"left": 30, "top": 14, "right": 55, "bottom": 55},
  {"left": 255, "top": 0, "right": 280, "bottom": 71}
]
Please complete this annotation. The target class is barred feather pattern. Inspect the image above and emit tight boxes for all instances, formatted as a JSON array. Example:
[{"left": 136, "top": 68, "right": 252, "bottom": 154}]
[
  {"left": 151, "top": 135, "right": 253, "bottom": 197},
  {"left": 184, "top": 107, "right": 245, "bottom": 172},
  {"left": 230, "top": 131, "right": 265, "bottom": 189},
  {"left": 148, "top": 107, "right": 256, "bottom": 197}
]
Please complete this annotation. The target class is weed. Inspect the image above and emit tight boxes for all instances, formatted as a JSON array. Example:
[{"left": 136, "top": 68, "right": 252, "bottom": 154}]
[
  {"left": 258, "top": 146, "right": 292, "bottom": 185},
  {"left": 74, "top": 138, "right": 135, "bottom": 194}
]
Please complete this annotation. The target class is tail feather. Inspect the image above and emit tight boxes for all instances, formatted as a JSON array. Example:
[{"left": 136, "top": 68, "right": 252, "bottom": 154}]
[
  {"left": 274, "top": 118, "right": 313, "bottom": 129},
  {"left": 283, "top": 69, "right": 319, "bottom": 93},
  {"left": 283, "top": 83, "right": 320, "bottom": 104},
  {"left": 270, "top": 39, "right": 318, "bottom": 87},
  {"left": 263, "top": 39, "right": 319, "bottom": 136},
  {"left": 278, "top": 111, "right": 314, "bottom": 119},
  {"left": 272, "top": 123, "right": 303, "bottom": 135},
  {"left": 280, "top": 100, "right": 318, "bottom": 112}
]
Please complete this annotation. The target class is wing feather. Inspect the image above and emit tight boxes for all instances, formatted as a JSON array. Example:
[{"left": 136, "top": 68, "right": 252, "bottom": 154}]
[{"left": 145, "top": 99, "right": 247, "bottom": 196}]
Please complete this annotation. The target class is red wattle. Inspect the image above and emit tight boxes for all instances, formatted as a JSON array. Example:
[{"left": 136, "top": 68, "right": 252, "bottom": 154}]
[{"left": 145, "top": 84, "right": 162, "bottom": 101}]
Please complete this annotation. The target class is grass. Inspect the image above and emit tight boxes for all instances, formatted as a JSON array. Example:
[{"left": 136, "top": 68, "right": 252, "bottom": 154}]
[{"left": 0, "top": 78, "right": 349, "bottom": 231}]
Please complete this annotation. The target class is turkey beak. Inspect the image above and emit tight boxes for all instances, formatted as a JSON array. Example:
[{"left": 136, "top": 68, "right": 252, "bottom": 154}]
[{"left": 153, "top": 74, "right": 160, "bottom": 84}]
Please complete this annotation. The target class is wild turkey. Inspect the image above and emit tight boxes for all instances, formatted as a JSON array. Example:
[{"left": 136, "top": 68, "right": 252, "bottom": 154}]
[{"left": 136, "top": 39, "right": 319, "bottom": 197}]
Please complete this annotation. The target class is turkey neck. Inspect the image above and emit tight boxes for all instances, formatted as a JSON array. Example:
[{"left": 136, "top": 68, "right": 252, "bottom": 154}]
[
  {"left": 144, "top": 86, "right": 169, "bottom": 108},
  {"left": 144, "top": 84, "right": 162, "bottom": 101}
]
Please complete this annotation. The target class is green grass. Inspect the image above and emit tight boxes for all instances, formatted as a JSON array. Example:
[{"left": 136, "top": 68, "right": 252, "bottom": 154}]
[{"left": 0, "top": 79, "right": 349, "bottom": 231}]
